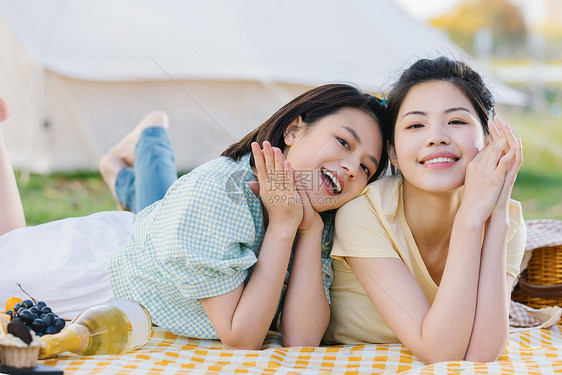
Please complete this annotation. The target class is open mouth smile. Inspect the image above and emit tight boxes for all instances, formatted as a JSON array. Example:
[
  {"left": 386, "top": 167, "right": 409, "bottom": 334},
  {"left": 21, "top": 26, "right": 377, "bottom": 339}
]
[
  {"left": 419, "top": 156, "right": 459, "bottom": 169},
  {"left": 420, "top": 157, "right": 458, "bottom": 165},
  {"left": 321, "top": 168, "right": 342, "bottom": 195}
]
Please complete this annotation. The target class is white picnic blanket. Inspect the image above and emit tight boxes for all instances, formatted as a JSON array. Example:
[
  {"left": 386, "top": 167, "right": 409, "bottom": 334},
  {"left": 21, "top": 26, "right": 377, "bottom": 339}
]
[{"left": 0, "top": 211, "right": 134, "bottom": 319}]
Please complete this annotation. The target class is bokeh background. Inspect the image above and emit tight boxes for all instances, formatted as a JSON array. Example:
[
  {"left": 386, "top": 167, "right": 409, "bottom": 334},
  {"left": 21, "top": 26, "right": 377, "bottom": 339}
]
[
  {"left": 0, "top": 0, "right": 559, "bottom": 224},
  {"left": 397, "top": 0, "right": 562, "bottom": 220}
]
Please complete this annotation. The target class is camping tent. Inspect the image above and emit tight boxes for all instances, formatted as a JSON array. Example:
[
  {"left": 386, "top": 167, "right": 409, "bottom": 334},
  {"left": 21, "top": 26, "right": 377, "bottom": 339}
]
[{"left": 0, "top": 0, "right": 528, "bottom": 173}]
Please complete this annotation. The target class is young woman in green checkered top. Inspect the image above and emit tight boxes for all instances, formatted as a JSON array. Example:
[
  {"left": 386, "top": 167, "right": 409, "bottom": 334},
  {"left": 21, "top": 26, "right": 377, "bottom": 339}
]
[{"left": 0, "top": 85, "right": 389, "bottom": 349}]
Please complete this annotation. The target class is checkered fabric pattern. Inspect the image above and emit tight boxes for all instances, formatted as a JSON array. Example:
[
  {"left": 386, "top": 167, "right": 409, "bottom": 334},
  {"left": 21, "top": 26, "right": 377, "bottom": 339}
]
[
  {"left": 510, "top": 301, "right": 541, "bottom": 327},
  {"left": 525, "top": 219, "right": 562, "bottom": 251},
  {"left": 41, "top": 325, "right": 562, "bottom": 374},
  {"left": 109, "top": 153, "right": 334, "bottom": 340}
]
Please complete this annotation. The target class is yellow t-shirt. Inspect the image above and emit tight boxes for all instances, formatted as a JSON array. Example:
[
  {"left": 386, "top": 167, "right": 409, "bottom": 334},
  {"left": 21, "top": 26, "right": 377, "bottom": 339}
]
[{"left": 323, "top": 175, "right": 527, "bottom": 345}]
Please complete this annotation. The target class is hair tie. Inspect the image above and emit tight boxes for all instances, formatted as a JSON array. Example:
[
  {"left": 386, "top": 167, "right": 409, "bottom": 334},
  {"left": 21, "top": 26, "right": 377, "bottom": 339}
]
[{"left": 376, "top": 96, "right": 387, "bottom": 105}]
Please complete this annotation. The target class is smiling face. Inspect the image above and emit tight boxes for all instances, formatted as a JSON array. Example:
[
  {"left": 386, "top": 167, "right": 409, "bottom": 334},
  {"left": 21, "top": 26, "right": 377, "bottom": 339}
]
[
  {"left": 391, "top": 81, "right": 486, "bottom": 193},
  {"left": 283, "top": 107, "right": 383, "bottom": 211}
]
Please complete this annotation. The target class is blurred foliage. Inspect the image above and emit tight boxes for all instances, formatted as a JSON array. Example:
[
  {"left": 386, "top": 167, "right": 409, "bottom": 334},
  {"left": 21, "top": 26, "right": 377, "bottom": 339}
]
[
  {"left": 430, "top": 0, "right": 527, "bottom": 58},
  {"left": 513, "top": 170, "right": 562, "bottom": 220}
]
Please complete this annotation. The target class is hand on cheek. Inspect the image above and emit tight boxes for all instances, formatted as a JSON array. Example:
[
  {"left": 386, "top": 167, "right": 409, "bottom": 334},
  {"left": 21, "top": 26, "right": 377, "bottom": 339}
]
[
  {"left": 463, "top": 135, "right": 511, "bottom": 223},
  {"left": 251, "top": 142, "right": 303, "bottom": 230},
  {"left": 488, "top": 116, "right": 523, "bottom": 216},
  {"left": 463, "top": 115, "right": 521, "bottom": 221}
]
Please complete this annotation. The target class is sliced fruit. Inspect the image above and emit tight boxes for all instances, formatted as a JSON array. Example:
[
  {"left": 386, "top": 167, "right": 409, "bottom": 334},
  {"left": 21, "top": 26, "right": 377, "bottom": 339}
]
[{"left": 1, "top": 296, "right": 22, "bottom": 314}]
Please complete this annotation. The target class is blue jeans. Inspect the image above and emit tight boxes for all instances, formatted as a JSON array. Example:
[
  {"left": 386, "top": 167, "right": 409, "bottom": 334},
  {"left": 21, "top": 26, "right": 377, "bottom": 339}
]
[{"left": 115, "top": 127, "right": 178, "bottom": 213}]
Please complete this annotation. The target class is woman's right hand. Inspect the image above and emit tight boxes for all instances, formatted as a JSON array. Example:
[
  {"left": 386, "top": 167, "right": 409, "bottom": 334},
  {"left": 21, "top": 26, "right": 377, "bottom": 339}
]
[
  {"left": 487, "top": 116, "right": 523, "bottom": 217},
  {"left": 461, "top": 117, "right": 517, "bottom": 223},
  {"left": 251, "top": 141, "right": 303, "bottom": 230}
]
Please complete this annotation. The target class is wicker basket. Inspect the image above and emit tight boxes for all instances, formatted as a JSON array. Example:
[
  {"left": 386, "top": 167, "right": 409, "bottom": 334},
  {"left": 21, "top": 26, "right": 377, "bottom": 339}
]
[{"left": 512, "top": 245, "right": 562, "bottom": 318}]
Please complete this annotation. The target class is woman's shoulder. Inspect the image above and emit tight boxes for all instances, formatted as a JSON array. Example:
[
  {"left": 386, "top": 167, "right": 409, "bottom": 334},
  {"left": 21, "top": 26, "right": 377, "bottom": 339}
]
[
  {"left": 364, "top": 175, "right": 402, "bottom": 197},
  {"left": 187, "top": 154, "right": 253, "bottom": 181},
  {"left": 169, "top": 154, "right": 254, "bottom": 194},
  {"left": 185, "top": 154, "right": 252, "bottom": 180},
  {"left": 348, "top": 175, "right": 402, "bottom": 213},
  {"left": 158, "top": 153, "right": 258, "bottom": 218},
  {"left": 335, "top": 175, "right": 403, "bottom": 224}
]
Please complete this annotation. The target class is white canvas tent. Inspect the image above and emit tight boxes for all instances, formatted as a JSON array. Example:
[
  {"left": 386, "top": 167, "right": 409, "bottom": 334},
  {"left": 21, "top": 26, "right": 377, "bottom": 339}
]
[{"left": 0, "top": 0, "right": 528, "bottom": 173}]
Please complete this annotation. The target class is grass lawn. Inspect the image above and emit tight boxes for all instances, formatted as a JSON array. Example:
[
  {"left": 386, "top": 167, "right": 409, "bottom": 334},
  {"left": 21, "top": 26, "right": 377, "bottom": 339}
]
[
  {"left": 512, "top": 170, "right": 562, "bottom": 220},
  {"left": 18, "top": 171, "right": 116, "bottom": 226}
]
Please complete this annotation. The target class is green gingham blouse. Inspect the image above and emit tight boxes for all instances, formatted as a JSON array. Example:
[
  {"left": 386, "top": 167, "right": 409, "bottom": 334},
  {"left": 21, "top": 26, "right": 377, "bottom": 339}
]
[{"left": 109, "top": 153, "right": 334, "bottom": 339}]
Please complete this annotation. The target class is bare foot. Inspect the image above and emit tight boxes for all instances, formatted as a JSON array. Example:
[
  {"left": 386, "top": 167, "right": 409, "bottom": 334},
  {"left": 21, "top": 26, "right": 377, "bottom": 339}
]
[
  {"left": 109, "top": 110, "right": 169, "bottom": 167},
  {"left": 99, "top": 152, "right": 128, "bottom": 209},
  {"left": 0, "top": 96, "right": 10, "bottom": 122}
]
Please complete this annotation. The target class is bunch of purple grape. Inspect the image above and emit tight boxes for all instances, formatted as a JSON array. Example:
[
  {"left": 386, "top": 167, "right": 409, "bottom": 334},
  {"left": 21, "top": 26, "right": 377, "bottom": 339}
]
[{"left": 6, "top": 299, "right": 65, "bottom": 336}]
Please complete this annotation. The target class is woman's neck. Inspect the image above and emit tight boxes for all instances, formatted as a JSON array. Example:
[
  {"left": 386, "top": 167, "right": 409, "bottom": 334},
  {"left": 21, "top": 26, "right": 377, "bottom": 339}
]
[{"left": 402, "top": 180, "right": 464, "bottom": 284}]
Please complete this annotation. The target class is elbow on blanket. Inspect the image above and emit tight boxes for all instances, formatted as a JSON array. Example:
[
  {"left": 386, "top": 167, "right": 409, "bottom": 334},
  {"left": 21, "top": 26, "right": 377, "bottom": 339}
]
[
  {"left": 223, "top": 342, "right": 262, "bottom": 350},
  {"left": 463, "top": 331, "right": 508, "bottom": 363},
  {"left": 420, "top": 353, "right": 489, "bottom": 365},
  {"left": 221, "top": 336, "right": 264, "bottom": 350},
  {"left": 464, "top": 351, "right": 502, "bottom": 363},
  {"left": 419, "top": 352, "right": 464, "bottom": 365},
  {"left": 463, "top": 343, "right": 505, "bottom": 363},
  {"left": 417, "top": 346, "right": 471, "bottom": 365},
  {"left": 419, "top": 342, "right": 505, "bottom": 364},
  {"left": 282, "top": 335, "right": 322, "bottom": 347},
  {"left": 281, "top": 324, "right": 325, "bottom": 347}
]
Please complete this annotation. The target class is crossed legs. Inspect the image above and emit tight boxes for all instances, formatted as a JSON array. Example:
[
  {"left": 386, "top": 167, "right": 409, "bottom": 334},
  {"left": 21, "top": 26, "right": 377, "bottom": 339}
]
[{"left": 99, "top": 111, "right": 177, "bottom": 213}]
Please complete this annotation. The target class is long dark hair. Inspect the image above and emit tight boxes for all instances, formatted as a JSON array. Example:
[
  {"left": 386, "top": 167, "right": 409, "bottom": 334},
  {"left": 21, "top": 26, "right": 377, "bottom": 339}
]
[
  {"left": 222, "top": 84, "right": 389, "bottom": 182},
  {"left": 387, "top": 56, "right": 495, "bottom": 147}
]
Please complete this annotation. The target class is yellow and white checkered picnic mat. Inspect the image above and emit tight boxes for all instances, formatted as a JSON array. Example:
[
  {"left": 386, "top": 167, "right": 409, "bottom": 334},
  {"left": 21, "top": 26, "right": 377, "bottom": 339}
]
[{"left": 40, "top": 326, "right": 562, "bottom": 374}]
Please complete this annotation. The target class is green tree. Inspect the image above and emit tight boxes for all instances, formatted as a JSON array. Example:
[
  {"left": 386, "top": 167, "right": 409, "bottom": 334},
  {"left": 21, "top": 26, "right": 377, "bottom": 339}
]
[{"left": 430, "top": 0, "right": 527, "bottom": 57}]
